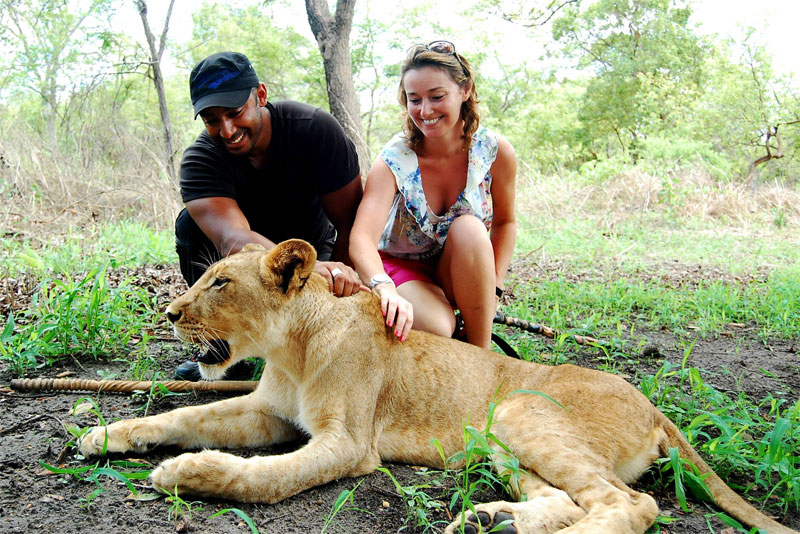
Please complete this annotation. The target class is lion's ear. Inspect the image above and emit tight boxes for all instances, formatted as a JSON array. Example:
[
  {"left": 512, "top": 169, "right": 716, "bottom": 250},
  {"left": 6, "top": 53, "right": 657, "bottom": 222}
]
[
  {"left": 243, "top": 243, "right": 267, "bottom": 252},
  {"left": 262, "top": 239, "right": 317, "bottom": 294}
]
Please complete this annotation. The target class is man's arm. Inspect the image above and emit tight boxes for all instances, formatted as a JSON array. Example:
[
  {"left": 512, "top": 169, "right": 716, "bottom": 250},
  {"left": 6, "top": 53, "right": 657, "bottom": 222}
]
[
  {"left": 320, "top": 174, "right": 363, "bottom": 267},
  {"left": 185, "top": 197, "right": 276, "bottom": 256}
]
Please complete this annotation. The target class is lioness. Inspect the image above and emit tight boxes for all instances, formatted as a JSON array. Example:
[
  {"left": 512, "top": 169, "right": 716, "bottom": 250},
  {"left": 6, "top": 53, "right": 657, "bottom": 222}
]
[{"left": 80, "top": 240, "right": 796, "bottom": 534}]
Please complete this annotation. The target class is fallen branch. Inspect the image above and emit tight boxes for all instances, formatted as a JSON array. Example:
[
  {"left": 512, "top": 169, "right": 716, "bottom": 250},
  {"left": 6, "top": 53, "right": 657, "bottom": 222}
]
[{"left": 494, "top": 311, "right": 606, "bottom": 347}]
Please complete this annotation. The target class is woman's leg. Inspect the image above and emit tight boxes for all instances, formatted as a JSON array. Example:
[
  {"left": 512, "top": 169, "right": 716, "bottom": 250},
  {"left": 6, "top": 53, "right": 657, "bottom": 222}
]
[
  {"left": 396, "top": 280, "right": 456, "bottom": 338},
  {"left": 436, "top": 215, "right": 496, "bottom": 348}
]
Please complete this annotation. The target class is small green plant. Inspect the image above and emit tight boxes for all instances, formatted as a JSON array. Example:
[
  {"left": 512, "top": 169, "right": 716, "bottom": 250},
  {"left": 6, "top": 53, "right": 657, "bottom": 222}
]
[
  {"left": 662, "top": 447, "right": 714, "bottom": 512},
  {"left": 163, "top": 486, "right": 204, "bottom": 521},
  {"left": 320, "top": 479, "right": 364, "bottom": 534},
  {"left": 377, "top": 467, "right": 446, "bottom": 532},
  {"left": 41, "top": 456, "right": 152, "bottom": 509},
  {"left": 772, "top": 207, "right": 787, "bottom": 228},
  {"left": 128, "top": 355, "right": 160, "bottom": 381},
  {"left": 39, "top": 397, "right": 154, "bottom": 508},
  {"left": 132, "top": 372, "right": 188, "bottom": 416}
]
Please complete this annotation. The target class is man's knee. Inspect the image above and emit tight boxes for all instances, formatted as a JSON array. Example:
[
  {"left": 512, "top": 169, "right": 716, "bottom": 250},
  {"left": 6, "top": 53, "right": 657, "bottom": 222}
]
[{"left": 175, "top": 209, "right": 218, "bottom": 286}]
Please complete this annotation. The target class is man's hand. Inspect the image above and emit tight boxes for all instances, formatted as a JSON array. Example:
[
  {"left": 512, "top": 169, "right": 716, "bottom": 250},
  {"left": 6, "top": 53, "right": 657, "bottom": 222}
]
[{"left": 316, "top": 262, "right": 365, "bottom": 297}]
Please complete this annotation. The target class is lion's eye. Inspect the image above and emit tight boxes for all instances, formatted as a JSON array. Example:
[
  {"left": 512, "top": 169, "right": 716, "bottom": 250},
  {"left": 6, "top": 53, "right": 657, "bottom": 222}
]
[{"left": 211, "top": 277, "right": 229, "bottom": 288}]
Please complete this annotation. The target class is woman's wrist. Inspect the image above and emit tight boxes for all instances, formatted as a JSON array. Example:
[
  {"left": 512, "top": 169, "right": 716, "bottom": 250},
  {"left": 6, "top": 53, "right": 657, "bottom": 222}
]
[
  {"left": 369, "top": 273, "right": 394, "bottom": 290},
  {"left": 373, "top": 281, "right": 397, "bottom": 297}
]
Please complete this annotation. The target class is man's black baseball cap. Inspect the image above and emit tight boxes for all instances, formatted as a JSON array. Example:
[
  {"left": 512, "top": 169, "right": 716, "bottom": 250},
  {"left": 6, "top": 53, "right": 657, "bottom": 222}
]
[{"left": 189, "top": 52, "right": 259, "bottom": 119}]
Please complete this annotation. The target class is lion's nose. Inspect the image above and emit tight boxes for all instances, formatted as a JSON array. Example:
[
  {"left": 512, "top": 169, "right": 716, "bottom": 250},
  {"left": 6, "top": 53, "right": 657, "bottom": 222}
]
[{"left": 166, "top": 309, "right": 182, "bottom": 323}]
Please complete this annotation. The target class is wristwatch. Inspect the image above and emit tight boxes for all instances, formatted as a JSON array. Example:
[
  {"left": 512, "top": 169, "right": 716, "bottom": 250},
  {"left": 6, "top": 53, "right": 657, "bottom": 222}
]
[{"left": 369, "top": 273, "right": 394, "bottom": 289}]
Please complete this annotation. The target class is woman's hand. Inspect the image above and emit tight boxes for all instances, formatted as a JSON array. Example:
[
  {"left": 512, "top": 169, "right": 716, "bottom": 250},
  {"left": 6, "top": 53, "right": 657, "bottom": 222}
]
[{"left": 374, "top": 282, "right": 413, "bottom": 342}]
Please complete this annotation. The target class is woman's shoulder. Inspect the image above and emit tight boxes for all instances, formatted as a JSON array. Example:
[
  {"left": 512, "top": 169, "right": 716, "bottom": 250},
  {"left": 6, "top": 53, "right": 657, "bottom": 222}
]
[
  {"left": 380, "top": 132, "right": 410, "bottom": 152},
  {"left": 379, "top": 133, "right": 417, "bottom": 165},
  {"left": 468, "top": 126, "right": 500, "bottom": 163},
  {"left": 475, "top": 126, "right": 515, "bottom": 158}
]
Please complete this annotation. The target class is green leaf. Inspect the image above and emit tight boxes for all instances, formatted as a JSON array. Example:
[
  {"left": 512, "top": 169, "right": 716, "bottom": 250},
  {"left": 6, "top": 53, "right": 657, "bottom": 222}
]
[
  {"left": 508, "top": 388, "right": 566, "bottom": 409},
  {"left": 209, "top": 508, "right": 259, "bottom": 534},
  {"left": 667, "top": 447, "right": 690, "bottom": 512},
  {"left": 91, "top": 467, "right": 137, "bottom": 494}
]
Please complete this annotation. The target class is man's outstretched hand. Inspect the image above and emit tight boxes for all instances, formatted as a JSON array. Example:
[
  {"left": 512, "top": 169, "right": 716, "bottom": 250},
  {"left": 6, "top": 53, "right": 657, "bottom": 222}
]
[{"left": 316, "top": 262, "right": 367, "bottom": 297}]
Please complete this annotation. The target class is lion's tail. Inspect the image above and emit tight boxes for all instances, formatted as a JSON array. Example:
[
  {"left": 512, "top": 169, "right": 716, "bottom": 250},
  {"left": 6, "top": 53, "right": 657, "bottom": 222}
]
[{"left": 658, "top": 411, "right": 797, "bottom": 534}]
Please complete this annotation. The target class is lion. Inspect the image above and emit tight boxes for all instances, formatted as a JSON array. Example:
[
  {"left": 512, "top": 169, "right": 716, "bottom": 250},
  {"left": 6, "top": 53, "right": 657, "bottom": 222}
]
[{"left": 79, "top": 240, "right": 797, "bottom": 534}]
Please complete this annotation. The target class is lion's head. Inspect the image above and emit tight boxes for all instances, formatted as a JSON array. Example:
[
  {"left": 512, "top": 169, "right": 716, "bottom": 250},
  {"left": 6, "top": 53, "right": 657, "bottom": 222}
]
[{"left": 165, "top": 239, "right": 318, "bottom": 380}]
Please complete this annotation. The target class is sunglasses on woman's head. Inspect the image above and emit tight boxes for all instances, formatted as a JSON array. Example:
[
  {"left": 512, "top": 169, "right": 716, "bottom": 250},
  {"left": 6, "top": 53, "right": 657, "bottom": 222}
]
[{"left": 424, "top": 40, "right": 469, "bottom": 78}]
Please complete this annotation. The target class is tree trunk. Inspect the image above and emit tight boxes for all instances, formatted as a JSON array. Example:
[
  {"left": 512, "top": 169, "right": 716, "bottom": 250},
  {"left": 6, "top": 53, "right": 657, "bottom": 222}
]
[
  {"left": 305, "top": 0, "right": 369, "bottom": 174},
  {"left": 137, "top": 0, "right": 177, "bottom": 183}
]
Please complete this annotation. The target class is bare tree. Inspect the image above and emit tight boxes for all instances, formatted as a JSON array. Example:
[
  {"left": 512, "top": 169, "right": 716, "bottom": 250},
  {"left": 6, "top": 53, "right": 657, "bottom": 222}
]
[
  {"left": 305, "top": 0, "right": 369, "bottom": 172},
  {"left": 740, "top": 40, "right": 799, "bottom": 184},
  {"left": 136, "top": 0, "right": 177, "bottom": 183}
]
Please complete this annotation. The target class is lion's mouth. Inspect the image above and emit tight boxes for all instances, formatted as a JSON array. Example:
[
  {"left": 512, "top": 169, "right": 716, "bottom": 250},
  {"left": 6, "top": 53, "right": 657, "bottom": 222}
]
[{"left": 197, "top": 339, "right": 231, "bottom": 364}]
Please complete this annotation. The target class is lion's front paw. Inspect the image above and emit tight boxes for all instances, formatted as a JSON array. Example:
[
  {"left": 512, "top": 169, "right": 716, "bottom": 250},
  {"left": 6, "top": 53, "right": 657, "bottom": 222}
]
[
  {"left": 446, "top": 509, "right": 517, "bottom": 534},
  {"left": 78, "top": 421, "right": 159, "bottom": 457},
  {"left": 150, "top": 451, "right": 244, "bottom": 499},
  {"left": 78, "top": 425, "right": 130, "bottom": 456}
]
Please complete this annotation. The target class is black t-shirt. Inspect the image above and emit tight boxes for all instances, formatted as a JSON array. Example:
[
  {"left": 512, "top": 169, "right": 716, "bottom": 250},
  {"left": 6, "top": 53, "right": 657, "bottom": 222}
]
[{"left": 179, "top": 100, "right": 360, "bottom": 249}]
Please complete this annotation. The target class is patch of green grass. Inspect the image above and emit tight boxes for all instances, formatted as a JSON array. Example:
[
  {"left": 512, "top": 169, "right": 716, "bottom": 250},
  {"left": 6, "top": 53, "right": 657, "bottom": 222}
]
[
  {"left": 505, "top": 266, "right": 800, "bottom": 339},
  {"left": 1, "top": 265, "right": 159, "bottom": 375},
  {"left": 1, "top": 220, "right": 175, "bottom": 275},
  {"left": 518, "top": 210, "right": 799, "bottom": 277},
  {"left": 638, "top": 354, "right": 800, "bottom": 518}
]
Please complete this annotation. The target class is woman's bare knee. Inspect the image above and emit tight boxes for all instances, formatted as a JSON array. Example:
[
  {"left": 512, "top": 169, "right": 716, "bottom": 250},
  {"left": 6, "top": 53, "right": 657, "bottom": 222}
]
[
  {"left": 397, "top": 281, "right": 456, "bottom": 338},
  {"left": 447, "top": 215, "right": 491, "bottom": 247},
  {"left": 415, "top": 314, "right": 456, "bottom": 338}
]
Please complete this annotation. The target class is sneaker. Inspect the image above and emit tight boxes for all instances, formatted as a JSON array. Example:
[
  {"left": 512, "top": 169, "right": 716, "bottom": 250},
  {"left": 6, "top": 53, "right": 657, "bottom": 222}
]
[
  {"left": 174, "top": 358, "right": 258, "bottom": 381},
  {"left": 174, "top": 360, "right": 203, "bottom": 381},
  {"left": 174, "top": 339, "right": 231, "bottom": 381}
]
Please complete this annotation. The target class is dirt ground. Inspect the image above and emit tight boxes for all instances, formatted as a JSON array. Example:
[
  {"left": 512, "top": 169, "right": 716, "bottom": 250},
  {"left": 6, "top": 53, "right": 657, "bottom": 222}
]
[{"left": 1, "top": 262, "right": 798, "bottom": 534}]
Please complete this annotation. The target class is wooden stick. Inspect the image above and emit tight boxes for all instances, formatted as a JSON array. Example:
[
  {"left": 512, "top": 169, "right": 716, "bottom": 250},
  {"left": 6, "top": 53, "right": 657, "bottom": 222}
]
[
  {"left": 493, "top": 311, "right": 606, "bottom": 347},
  {"left": 10, "top": 378, "right": 257, "bottom": 394}
]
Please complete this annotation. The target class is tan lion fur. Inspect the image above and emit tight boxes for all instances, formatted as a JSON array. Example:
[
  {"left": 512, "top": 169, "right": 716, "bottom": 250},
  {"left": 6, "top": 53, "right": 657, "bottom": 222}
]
[{"left": 79, "top": 240, "right": 797, "bottom": 534}]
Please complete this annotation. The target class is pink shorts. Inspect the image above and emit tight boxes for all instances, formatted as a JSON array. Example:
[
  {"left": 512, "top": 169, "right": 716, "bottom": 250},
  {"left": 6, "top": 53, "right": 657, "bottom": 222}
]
[{"left": 380, "top": 253, "right": 437, "bottom": 287}]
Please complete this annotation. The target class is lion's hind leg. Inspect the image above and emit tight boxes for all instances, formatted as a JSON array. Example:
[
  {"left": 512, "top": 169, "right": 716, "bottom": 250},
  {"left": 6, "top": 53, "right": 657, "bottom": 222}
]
[
  {"left": 491, "top": 397, "right": 659, "bottom": 534},
  {"left": 444, "top": 448, "right": 586, "bottom": 534},
  {"left": 531, "top": 469, "right": 658, "bottom": 534}
]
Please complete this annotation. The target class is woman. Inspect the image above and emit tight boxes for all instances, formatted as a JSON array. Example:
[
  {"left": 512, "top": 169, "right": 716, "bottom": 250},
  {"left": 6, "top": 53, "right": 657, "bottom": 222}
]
[{"left": 350, "top": 41, "right": 517, "bottom": 349}]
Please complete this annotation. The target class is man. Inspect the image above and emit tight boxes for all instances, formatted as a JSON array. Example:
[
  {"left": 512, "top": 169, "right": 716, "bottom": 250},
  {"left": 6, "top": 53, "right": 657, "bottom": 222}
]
[{"left": 174, "top": 51, "right": 363, "bottom": 380}]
